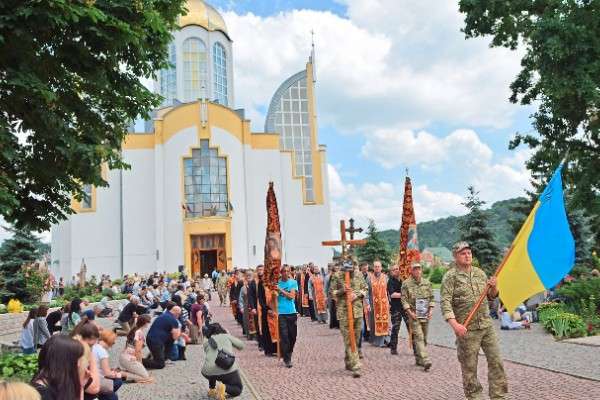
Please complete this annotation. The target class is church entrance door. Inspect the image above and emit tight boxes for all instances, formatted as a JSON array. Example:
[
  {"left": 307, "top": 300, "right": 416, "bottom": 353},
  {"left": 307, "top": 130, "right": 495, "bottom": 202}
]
[
  {"left": 191, "top": 234, "right": 227, "bottom": 278},
  {"left": 199, "top": 250, "right": 217, "bottom": 276}
]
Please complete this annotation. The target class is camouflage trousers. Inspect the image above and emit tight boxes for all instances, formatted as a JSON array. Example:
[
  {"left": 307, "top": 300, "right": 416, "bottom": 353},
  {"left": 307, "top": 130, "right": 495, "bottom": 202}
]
[
  {"left": 456, "top": 325, "right": 508, "bottom": 400},
  {"left": 411, "top": 319, "right": 430, "bottom": 365},
  {"left": 339, "top": 316, "right": 362, "bottom": 372}
]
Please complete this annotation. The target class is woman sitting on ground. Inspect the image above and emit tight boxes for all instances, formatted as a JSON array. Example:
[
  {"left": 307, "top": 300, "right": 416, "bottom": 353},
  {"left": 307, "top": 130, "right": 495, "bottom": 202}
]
[
  {"left": 32, "top": 334, "right": 100, "bottom": 400},
  {"left": 119, "top": 314, "right": 153, "bottom": 384},
  {"left": 20, "top": 308, "right": 37, "bottom": 355},
  {"left": 93, "top": 330, "right": 124, "bottom": 400},
  {"left": 62, "top": 298, "right": 82, "bottom": 334},
  {"left": 500, "top": 306, "right": 530, "bottom": 330},
  {"left": 201, "top": 323, "right": 245, "bottom": 400}
]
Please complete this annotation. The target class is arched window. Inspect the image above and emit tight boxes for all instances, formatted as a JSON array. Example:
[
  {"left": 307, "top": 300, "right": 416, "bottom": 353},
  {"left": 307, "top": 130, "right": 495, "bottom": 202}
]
[
  {"left": 159, "top": 43, "right": 177, "bottom": 105},
  {"left": 183, "top": 38, "right": 208, "bottom": 102},
  {"left": 213, "top": 42, "right": 228, "bottom": 106}
]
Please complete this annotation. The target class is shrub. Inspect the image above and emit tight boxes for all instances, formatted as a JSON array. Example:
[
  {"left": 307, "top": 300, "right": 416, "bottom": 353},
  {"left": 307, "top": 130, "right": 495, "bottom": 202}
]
[
  {"left": 538, "top": 302, "right": 587, "bottom": 338},
  {"left": 112, "top": 278, "right": 123, "bottom": 286},
  {"left": 0, "top": 353, "right": 38, "bottom": 382},
  {"left": 422, "top": 266, "right": 431, "bottom": 277},
  {"left": 0, "top": 304, "right": 6, "bottom": 314},
  {"left": 429, "top": 267, "right": 447, "bottom": 284},
  {"left": 556, "top": 277, "right": 600, "bottom": 315}
]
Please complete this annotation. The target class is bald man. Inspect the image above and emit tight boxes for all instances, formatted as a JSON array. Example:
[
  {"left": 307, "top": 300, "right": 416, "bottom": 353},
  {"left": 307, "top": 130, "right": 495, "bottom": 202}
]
[{"left": 143, "top": 303, "right": 182, "bottom": 369}]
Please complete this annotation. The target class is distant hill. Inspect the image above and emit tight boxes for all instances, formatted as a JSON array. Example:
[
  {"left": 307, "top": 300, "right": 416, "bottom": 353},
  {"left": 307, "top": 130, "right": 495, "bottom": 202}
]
[{"left": 380, "top": 197, "right": 525, "bottom": 253}]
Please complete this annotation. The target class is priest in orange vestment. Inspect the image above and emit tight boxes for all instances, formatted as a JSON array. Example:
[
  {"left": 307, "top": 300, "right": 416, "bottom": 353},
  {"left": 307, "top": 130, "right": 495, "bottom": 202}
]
[
  {"left": 368, "top": 260, "right": 390, "bottom": 347},
  {"left": 309, "top": 268, "right": 328, "bottom": 324}
]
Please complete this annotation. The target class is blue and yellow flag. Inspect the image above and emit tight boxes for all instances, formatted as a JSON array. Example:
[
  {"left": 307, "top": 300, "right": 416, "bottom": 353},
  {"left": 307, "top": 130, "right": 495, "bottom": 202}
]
[{"left": 497, "top": 165, "right": 575, "bottom": 312}]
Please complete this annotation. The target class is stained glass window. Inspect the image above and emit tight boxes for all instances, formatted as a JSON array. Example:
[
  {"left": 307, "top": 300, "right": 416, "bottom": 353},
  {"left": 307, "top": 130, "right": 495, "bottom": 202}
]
[
  {"left": 183, "top": 38, "right": 208, "bottom": 102},
  {"left": 183, "top": 140, "right": 229, "bottom": 217},
  {"left": 213, "top": 42, "right": 228, "bottom": 106},
  {"left": 265, "top": 74, "right": 314, "bottom": 202}
]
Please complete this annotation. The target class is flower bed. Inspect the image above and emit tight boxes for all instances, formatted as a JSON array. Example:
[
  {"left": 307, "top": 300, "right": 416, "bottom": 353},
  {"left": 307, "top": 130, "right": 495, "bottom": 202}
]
[{"left": 538, "top": 302, "right": 588, "bottom": 339}]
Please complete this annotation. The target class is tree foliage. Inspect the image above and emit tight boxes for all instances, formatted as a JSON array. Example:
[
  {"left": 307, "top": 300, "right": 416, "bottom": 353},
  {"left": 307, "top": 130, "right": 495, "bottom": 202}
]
[
  {"left": 459, "top": 0, "right": 600, "bottom": 247},
  {"left": 0, "top": 227, "right": 43, "bottom": 302},
  {"left": 0, "top": 0, "right": 186, "bottom": 231},
  {"left": 459, "top": 186, "right": 500, "bottom": 275},
  {"left": 356, "top": 220, "right": 392, "bottom": 270}
]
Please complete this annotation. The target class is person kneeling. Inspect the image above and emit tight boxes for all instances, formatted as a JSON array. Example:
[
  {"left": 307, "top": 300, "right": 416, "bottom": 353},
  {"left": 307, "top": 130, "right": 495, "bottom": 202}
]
[{"left": 201, "top": 323, "right": 244, "bottom": 399}]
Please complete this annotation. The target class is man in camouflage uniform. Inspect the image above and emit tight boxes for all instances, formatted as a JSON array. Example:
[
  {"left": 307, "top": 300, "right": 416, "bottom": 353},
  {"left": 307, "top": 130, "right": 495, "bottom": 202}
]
[
  {"left": 401, "top": 262, "right": 434, "bottom": 371},
  {"left": 441, "top": 242, "right": 507, "bottom": 400},
  {"left": 330, "top": 260, "right": 368, "bottom": 377}
]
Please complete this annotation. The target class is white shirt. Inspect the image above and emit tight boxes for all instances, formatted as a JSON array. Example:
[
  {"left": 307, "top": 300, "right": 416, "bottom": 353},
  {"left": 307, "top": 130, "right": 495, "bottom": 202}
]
[
  {"left": 92, "top": 343, "right": 109, "bottom": 375},
  {"left": 20, "top": 320, "right": 34, "bottom": 349}
]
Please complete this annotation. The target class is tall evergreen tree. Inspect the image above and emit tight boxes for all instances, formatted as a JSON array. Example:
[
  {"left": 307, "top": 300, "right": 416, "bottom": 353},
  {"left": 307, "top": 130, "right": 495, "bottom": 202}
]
[
  {"left": 567, "top": 207, "right": 594, "bottom": 265},
  {"left": 356, "top": 220, "right": 392, "bottom": 270},
  {"left": 459, "top": 187, "right": 500, "bottom": 276},
  {"left": 0, "top": 227, "right": 42, "bottom": 301}
]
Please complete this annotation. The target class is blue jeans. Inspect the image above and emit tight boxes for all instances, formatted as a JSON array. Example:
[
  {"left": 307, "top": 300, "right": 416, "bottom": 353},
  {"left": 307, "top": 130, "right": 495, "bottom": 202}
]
[{"left": 22, "top": 347, "right": 35, "bottom": 355}]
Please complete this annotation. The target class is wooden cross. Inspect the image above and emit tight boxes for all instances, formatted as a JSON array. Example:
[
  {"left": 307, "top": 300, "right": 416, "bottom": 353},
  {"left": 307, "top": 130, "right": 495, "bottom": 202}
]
[
  {"left": 322, "top": 220, "right": 367, "bottom": 258},
  {"left": 346, "top": 218, "right": 363, "bottom": 240},
  {"left": 322, "top": 220, "right": 366, "bottom": 353}
]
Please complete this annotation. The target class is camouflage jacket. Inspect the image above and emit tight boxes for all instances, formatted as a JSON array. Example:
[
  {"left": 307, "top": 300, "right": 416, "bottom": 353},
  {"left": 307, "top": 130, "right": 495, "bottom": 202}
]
[
  {"left": 330, "top": 270, "right": 368, "bottom": 319},
  {"left": 440, "top": 266, "right": 493, "bottom": 330},
  {"left": 401, "top": 276, "right": 435, "bottom": 318}
]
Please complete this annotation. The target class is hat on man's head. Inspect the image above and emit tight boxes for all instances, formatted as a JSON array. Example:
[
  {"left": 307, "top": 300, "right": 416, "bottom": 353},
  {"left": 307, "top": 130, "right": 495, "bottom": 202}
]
[
  {"left": 411, "top": 262, "right": 422, "bottom": 269},
  {"left": 452, "top": 241, "right": 471, "bottom": 254}
]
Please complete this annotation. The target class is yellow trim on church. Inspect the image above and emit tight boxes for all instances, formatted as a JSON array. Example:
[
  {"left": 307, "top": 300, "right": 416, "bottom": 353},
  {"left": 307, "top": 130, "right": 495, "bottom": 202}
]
[
  {"left": 71, "top": 185, "right": 97, "bottom": 213},
  {"left": 306, "top": 60, "right": 325, "bottom": 205}
]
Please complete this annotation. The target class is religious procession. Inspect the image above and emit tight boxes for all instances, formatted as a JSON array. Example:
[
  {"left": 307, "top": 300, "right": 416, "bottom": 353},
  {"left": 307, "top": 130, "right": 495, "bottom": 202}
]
[{"left": 2, "top": 1, "right": 599, "bottom": 400}]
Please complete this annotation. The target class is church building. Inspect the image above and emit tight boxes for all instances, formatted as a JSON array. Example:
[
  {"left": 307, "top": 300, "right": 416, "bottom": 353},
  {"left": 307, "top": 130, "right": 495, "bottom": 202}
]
[{"left": 50, "top": 0, "right": 332, "bottom": 279}]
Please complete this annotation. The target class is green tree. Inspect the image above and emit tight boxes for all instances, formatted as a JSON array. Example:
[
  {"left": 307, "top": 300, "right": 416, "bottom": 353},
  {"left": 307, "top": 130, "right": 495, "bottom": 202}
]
[
  {"left": 568, "top": 207, "right": 595, "bottom": 265},
  {"left": 459, "top": 0, "right": 600, "bottom": 248},
  {"left": 0, "top": 0, "right": 186, "bottom": 231},
  {"left": 356, "top": 220, "right": 392, "bottom": 270},
  {"left": 459, "top": 187, "right": 500, "bottom": 275},
  {"left": 0, "top": 227, "right": 43, "bottom": 302}
]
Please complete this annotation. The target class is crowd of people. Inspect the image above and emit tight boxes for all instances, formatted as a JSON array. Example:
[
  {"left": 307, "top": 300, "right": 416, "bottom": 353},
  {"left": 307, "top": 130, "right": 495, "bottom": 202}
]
[
  {"left": 4, "top": 240, "right": 549, "bottom": 400},
  {"left": 219, "top": 241, "right": 534, "bottom": 400},
  {"left": 4, "top": 271, "right": 244, "bottom": 400}
]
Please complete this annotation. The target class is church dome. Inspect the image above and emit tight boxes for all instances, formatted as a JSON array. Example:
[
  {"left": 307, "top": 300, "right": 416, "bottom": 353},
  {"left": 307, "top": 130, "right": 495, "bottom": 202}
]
[{"left": 179, "top": 0, "right": 229, "bottom": 37}]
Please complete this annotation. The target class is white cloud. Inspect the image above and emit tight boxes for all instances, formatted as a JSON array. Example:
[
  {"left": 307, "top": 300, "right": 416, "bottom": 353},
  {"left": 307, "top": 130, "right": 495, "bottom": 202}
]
[
  {"left": 328, "top": 164, "right": 471, "bottom": 237},
  {"left": 361, "top": 127, "right": 531, "bottom": 202},
  {"left": 224, "top": 1, "right": 524, "bottom": 132}
]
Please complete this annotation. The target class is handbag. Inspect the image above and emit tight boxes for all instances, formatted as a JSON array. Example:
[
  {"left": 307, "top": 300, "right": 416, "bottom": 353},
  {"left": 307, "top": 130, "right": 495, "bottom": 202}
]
[{"left": 208, "top": 337, "right": 235, "bottom": 370}]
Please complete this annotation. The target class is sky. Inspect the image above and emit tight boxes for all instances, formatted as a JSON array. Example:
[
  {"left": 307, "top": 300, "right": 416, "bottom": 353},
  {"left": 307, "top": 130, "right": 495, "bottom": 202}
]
[
  {"left": 210, "top": 0, "right": 534, "bottom": 234},
  {"left": 0, "top": 0, "right": 534, "bottom": 244}
]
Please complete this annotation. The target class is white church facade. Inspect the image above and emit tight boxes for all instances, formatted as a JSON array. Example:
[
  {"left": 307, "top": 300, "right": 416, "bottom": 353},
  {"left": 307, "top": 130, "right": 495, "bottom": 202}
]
[{"left": 51, "top": 0, "right": 332, "bottom": 279}]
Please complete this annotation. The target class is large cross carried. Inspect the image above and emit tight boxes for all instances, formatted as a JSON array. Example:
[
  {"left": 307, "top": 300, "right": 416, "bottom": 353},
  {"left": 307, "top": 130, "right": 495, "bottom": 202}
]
[
  {"left": 322, "top": 220, "right": 366, "bottom": 259},
  {"left": 322, "top": 219, "right": 366, "bottom": 353}
]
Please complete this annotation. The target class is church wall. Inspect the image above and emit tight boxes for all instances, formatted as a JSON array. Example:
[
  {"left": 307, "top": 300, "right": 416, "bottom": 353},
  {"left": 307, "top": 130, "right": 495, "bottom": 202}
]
[
  {"left": 69, "top": 169, "right": 122, "bottom": 279},
  {"left": 161, "top": 126, "right": 197, "bottom": 271},
  {"left": 122, "top": 149, "right": 156, "bottom": 275},
  {"left": 278, "top": 152, "right": 332, "bottom": 269},
  {"left": 242, "top": 143, "right": 284, "bottom": 268},
  {"left": 210, "top": 126, "right": 249, "bottom": 267},
  {"left": 50, "top": 219, "right": 72, "bottom": 281}
]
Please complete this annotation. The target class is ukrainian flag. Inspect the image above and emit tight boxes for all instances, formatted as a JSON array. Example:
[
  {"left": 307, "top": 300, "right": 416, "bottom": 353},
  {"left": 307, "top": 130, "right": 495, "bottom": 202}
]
[{"left": 497, "top": 165, "right": 575, "bottom": 313}]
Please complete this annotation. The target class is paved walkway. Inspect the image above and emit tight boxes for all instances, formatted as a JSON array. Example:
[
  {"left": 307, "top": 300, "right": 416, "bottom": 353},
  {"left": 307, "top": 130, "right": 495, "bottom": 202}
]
[
  {"left": 422, "top": 290, "right": 600, "bottom": 381},
  {"left": 214, "top": 300, "right": 600, "bottom": 400}
]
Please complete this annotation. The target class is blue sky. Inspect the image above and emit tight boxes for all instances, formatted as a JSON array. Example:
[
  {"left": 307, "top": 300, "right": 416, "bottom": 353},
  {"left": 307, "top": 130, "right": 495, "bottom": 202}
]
[{"left": 213, "top": 0, "right": 533, "bottom": 231}]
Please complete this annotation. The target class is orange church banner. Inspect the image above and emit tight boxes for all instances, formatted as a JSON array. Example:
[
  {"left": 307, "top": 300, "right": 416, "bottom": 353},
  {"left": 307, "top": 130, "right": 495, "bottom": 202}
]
[{"left": 398, "top": 176, "right": 421, "bottom": 280}]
